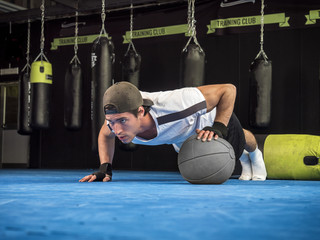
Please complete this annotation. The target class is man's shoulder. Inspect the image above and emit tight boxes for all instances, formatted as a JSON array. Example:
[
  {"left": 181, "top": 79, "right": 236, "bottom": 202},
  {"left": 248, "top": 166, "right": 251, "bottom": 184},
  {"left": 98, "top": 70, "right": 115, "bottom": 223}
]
[{"left": 140, "top": 87, "right": 200, "bottom": 99}]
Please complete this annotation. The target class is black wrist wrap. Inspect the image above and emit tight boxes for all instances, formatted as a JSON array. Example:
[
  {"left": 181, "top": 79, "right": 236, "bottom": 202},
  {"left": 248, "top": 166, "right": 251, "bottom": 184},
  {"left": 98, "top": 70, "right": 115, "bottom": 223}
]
[
  {"left": 202, "top": 121, "right": 228, "bottom": 138},
  {"left": 92, "top": 163, "right": 113, "bottom": 181}
]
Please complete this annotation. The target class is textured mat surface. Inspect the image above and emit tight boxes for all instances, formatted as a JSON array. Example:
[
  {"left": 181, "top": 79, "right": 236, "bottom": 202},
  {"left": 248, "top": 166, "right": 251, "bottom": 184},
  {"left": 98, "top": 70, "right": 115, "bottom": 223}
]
[{"left": 0, "top": 169, "right": 320, "bottom": 240}]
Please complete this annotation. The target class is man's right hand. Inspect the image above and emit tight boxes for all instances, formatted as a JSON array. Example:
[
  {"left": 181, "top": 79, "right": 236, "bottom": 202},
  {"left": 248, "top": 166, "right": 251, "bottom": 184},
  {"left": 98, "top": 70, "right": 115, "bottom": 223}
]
[
  {"left": 79, "top": 163, "right": 113, "bottom": 182},
  {"left": 79, "top": 174, "right": 111, "bottom": 182}
]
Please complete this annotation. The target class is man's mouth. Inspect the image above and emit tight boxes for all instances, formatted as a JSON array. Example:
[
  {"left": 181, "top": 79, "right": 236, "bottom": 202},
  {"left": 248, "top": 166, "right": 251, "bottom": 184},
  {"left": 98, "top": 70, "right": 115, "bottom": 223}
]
[{"left": 118, "top": 136, "right": 128, "bottom": 142}]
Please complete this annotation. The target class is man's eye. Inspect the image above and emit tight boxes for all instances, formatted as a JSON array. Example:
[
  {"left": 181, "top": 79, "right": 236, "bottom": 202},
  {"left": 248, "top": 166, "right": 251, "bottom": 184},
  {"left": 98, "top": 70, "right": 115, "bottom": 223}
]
[{"left": 120, "top": 119, "right": 127, "bottom": 124}]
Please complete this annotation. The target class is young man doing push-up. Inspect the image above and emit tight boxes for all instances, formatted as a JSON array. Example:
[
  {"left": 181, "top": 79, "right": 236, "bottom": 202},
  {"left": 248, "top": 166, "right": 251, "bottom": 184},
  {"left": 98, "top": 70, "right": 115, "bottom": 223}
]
[{"left": 80, "top": 82, "right": 266, "bottom": 183}]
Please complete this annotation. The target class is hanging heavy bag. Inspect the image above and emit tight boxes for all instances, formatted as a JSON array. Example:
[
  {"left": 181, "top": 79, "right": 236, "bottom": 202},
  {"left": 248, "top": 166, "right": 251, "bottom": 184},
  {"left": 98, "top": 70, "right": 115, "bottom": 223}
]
[
  {"left": 122, "top": 47, "right": 141, "bottom": 88},
  {"left": 180, "top": 43, "right": 205, "bottom": 87},
  {"left": 64, "top": 62, "right": 82, "bottom": 130},
  {"left": 30, "top": 60, "right": 52, "bottom": 129},
  {"left": 17, "top": 69, "right": 32, "bottom": 135},
  {"left": 91, "top": 36, "right": 114, "bottom": 153},
  {"left": 119, "top": 47, "right": 141, "bottom": 152},
  {"left": 249, "top": 57, "right": 272, "bottom": 128}
]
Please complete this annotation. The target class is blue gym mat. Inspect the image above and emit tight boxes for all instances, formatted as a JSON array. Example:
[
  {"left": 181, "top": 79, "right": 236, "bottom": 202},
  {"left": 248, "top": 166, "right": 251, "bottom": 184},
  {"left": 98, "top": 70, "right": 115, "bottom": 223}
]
[{"left": 0, "top": 169, "right": 319, "bottom": 240}]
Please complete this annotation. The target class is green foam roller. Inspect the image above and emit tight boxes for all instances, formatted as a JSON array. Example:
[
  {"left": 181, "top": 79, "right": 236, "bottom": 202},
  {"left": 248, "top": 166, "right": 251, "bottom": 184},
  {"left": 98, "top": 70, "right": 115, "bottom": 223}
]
[{"left": 264, "top": 134, "right": 320, "bottom": 180}]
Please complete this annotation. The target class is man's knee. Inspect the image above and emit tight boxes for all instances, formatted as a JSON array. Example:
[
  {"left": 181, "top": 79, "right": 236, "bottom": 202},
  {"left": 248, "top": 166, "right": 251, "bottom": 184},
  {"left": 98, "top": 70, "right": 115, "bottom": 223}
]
[{"left": 243, "top": 129, "right": 257, "bottom": 152}]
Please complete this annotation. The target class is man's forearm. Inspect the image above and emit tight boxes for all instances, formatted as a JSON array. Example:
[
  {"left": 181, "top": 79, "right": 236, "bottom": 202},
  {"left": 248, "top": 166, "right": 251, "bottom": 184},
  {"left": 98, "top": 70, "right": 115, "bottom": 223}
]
[{"left": 98, "top": 123, "right": 115, "bottom": 165}]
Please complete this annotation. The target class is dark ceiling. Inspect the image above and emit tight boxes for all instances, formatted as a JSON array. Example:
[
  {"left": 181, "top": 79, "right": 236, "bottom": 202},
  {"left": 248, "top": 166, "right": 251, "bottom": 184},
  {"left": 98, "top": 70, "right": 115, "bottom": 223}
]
[
  {"left": 0, "top": 0, "right": 188, "bottom": 23},
  {"left": 0, "top": 0, "right": 319, "bottom": 24}
]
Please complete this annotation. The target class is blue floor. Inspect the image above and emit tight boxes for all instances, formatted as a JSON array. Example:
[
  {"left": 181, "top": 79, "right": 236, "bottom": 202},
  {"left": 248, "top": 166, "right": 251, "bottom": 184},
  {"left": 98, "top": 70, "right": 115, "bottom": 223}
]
[{"left": 0, "top": 169, "right": 320, "bottom": 240}]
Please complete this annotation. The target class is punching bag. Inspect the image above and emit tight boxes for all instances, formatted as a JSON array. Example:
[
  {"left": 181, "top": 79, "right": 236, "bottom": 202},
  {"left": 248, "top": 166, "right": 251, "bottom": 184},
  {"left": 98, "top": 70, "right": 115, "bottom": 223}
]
[
  {"left": 30, "top": 60, "right": 52, "bottom": 129},
  {"left": 264, "top": 134, "right": 320, "bottom": 180},
  {"left": 180, "top": 43, "right": 205, "bottom": 87},
  {"left": 120, "top": 46, "right": 141, "bottom": 152},
  {"left": 91, "top": 36, "right": 114, "bottom": 152},
  {"left": 64, "top": 62, "right": 82, "bottom": 130},
  {"left": 17, "top": 68, "right": 32, "bottom": 135},
  {"left": 122, "top": 47, "right": 141, "bottom": 88},
  {"left": 249, "top": 58, "right": 272, "bottom": 128}
]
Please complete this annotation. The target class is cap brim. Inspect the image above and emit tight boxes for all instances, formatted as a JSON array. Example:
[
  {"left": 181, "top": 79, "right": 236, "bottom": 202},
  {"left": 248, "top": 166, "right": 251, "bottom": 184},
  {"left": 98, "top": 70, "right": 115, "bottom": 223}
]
[{"left": 143, "top": 99, "right": 154, "bottom": 107}]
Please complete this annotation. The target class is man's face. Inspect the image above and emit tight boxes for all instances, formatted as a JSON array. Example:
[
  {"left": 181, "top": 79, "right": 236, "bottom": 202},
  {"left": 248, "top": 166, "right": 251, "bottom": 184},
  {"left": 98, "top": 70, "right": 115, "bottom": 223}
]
[{"left": 105, "top": 110, "right": 142, "bottom": 144}]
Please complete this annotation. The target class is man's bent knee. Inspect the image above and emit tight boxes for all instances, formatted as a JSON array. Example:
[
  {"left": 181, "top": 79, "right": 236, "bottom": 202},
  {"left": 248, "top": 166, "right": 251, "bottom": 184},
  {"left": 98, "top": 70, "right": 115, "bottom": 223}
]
[{"left": 243, "top": 129, "right": 257, "bottom": 152}]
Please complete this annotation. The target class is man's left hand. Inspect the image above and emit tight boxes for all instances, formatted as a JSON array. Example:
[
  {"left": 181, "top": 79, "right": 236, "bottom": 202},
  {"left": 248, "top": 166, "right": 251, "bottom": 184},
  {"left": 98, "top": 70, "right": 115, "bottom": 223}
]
[{"left": 196, "top": 128, "right": 217, "bottom": 142}]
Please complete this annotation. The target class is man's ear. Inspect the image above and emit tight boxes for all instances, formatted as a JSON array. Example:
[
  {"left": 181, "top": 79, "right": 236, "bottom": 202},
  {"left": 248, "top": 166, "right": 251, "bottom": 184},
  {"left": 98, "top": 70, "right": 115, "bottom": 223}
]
[{"left": 138, "top": 106, "right": 145, "bottom": 117}]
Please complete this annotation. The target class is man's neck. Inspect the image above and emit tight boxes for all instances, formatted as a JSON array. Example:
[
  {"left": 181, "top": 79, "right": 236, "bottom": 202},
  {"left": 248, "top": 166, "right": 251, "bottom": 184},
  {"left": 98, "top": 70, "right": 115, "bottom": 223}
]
[{"left": 137, "top": 112, "right": 157, "bottom": 140}]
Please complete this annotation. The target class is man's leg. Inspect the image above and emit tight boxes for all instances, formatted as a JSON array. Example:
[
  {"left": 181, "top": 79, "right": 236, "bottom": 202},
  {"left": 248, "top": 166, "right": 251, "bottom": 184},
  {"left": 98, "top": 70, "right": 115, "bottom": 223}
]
[{"left": 239, "top": 129, "right": 267, "bottom": 181}]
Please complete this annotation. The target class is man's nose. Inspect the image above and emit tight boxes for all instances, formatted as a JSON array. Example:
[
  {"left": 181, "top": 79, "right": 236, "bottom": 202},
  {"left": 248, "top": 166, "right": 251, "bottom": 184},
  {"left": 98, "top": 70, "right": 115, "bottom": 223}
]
[{"left": 112, "top": 123, "right": 122, "bottom": 135}]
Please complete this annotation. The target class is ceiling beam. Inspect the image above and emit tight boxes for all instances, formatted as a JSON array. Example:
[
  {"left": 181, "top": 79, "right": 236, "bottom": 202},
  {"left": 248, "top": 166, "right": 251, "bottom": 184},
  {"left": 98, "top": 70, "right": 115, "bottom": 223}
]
[{"left": 0, "top": 0, "right": 27, "bottom": 13}]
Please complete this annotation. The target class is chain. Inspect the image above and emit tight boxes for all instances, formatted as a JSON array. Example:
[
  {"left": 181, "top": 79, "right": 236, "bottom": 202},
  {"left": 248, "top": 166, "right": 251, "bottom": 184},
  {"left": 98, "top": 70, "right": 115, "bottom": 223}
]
[
  {"left": 256, "top": 0, "right": 268, "bottom": 61},
  {"left": 34, "top": 0, "right": 49, "bottom": 63},
  {"left": 26, "top": 20, "right": 31, "bottom": 126},
  {"left": 99, "top": 0, "right": 107, "bottom": 36},
  {"left": 183, "top": 0, "right": 203, "bottom": 52},
  {"left": 130, "top": 3, "right": 133, "bottom": 41},
  {"left": 74, "top": 10, "right": 78, "bottom": 56},
  {"left": 40, "top": 0, "right": 45, "bottom": 58},
  {"left": 187, "top": 0, "right": 192, "bottom": 36},
  {"left": 22, "top": 19, "right": 31, "bottom": 73},
  {"left": 125, "top": 2, "right": 138, "bottom": 56},
  {"left": 260, "top": 0, "right": 264, "bottom": 52},
  {"left": 190, "top": 0, "right": 196, "bottom": 37},
  {"left": 27, "top": 20, "right": 30, "bottom": 66},
  {"left": 70, "top": 1, "right": 81, "bottom": 65}
]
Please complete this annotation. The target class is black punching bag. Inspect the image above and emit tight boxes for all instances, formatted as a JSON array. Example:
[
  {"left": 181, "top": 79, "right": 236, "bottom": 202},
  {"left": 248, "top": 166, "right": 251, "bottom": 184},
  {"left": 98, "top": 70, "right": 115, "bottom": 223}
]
[
  {"left": 122, "top": 47, "right": 141, "bottom": 88},
  {"left": 64, "top": 62, "right": 83, "bottom": 130},
  {"left": 17, "top": 68, "right": 32, "bottom": 135},
  {"left": 180, "top": 43, "right": 205, "bottom": 87},
  {"left": 120, "top": 46, "right": 140, "bottom": 152},
  {"left": 30, "top": 60, "right": 53, "bottom": 129},
  {"left": 91, "top": 36, "right": 114, "bottom": 152},
  {"left": 249, "top": 58, "right": 272, "bottom": 128}
]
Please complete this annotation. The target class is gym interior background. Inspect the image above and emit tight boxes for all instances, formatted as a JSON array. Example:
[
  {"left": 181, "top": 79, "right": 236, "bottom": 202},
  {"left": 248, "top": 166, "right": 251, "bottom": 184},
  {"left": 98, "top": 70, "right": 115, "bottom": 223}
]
[{"left": 0, "top": 0, "right": 319, "bottom": 171}]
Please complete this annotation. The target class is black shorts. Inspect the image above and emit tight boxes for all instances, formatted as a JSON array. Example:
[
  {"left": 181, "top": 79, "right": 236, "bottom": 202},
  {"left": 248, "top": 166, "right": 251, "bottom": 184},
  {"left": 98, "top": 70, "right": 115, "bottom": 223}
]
[{"left": 225, "top": 113, "right": 245, "bottom": 161}]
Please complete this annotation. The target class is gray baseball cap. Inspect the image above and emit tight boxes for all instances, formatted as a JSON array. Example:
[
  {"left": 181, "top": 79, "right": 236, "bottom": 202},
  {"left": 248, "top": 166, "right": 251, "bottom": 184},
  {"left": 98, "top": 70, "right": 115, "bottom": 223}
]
[{"left": 103, "top": 81, "right": 153, "bottom": 114}]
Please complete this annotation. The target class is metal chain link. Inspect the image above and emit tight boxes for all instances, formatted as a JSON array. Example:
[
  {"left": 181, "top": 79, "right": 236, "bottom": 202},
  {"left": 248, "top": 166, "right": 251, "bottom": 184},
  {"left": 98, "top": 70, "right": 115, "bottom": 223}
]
[
  {"left": 34, "top": 0, "right": 49, "bottom": 62},
  {"left": 260, "top": 0, "right": 264, "bottom": 51},
  {"left": 130, "top": 3, "right": 133, "bottom": 40},
  {"left": 70, "top": 1, "right": 81, "bottom": 65},
  {"left": 27, "top": 20, "right": 30, "bottom": 65},
  {"left": 190, "top": 0, "right": 196, "bottom": 37},
  {"left": 74, "top": 10, "right": 78, "bottom": 55},
  {"left": 255, "top": 0, "right": 268, "bottom": 61},
  {"left": 99, "top": 0, "right": 107, "bottom": 36},
  {"left": 183, "top": 0, "right": 203, "bottom": 52},
  {"left": 187, "top": 0, "right": 192, "bottom": 36},
  {"left": 22, "top": 19, "right": 31, "bottom": 72},
  {"left": 126, "top": 3, "right": 138, "bottom": 56},
  {"left": 40, "top": 0, "right": 45, "bottom": 57}
]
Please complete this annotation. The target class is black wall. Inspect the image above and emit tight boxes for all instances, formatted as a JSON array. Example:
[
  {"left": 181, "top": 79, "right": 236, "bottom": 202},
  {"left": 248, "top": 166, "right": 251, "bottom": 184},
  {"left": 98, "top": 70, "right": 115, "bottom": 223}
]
[{"left": 1, "top": 0, "right": 319, "bottom": 171}]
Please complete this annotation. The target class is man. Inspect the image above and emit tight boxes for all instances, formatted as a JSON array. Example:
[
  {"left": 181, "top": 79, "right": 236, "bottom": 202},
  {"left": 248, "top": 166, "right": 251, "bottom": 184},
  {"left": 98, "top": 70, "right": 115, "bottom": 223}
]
[{"left": 80, "top": 81, "right": 267, "bottom": 183}]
